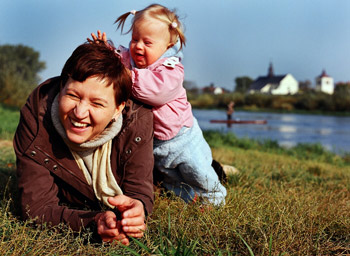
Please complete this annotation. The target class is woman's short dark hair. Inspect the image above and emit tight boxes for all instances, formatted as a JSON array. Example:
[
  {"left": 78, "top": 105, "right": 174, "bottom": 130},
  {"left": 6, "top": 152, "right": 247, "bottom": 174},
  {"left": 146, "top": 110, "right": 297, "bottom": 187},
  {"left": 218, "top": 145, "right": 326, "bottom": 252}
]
[{"left": 61, "top": 41, "right": 131, "bottom": 105}]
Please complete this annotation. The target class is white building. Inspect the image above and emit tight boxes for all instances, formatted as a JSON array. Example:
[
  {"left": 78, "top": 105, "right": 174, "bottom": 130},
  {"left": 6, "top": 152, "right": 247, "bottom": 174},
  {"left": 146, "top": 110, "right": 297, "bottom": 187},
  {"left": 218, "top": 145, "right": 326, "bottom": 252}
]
[
  {"left": 249, "top": 63, "right": 299, "bottom": 95},
  {"left": 213, "top": 87, "right": 223, "bottom": 95},
  {"left": 315, "top": 70, "right": 334, "bottom": 94}
]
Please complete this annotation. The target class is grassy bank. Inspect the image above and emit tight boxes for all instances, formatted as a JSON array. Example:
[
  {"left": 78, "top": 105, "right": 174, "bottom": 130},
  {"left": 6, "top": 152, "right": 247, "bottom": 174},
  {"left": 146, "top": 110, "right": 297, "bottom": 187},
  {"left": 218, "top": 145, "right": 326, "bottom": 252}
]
[
  {"left": 0, "top": 105, "right": 349, "bottom": 255},
  {"left": 188, "top": 91, "right": 350, "bottom": 115}
]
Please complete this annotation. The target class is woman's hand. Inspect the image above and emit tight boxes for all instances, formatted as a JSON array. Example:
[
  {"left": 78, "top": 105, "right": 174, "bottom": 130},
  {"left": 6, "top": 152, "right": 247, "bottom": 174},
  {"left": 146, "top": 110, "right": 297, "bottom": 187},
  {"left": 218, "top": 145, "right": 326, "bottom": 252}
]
[
  {"left": 108, "top": 195, "right": 146, "bottom": 238},
  {"left": 87, "top": 30, "right": 107, "bottom": 44},
  {"left": 95, "top": 211, "right": 130, "bottom": 245}
]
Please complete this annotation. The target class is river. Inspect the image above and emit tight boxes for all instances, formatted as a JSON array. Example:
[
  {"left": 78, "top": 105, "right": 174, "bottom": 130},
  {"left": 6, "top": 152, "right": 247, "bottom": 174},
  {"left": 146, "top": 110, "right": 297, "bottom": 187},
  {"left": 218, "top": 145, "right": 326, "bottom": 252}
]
[{"left": 193, "top": 109, "right": 350, "bottom": 155}]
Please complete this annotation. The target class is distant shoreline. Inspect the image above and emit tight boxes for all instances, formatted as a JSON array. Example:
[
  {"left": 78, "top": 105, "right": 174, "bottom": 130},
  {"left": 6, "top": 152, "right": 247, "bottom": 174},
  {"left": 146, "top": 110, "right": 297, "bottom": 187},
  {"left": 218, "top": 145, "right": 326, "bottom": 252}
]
[{"left": 193, "top": 106, "right": 350, "bottom": 117}]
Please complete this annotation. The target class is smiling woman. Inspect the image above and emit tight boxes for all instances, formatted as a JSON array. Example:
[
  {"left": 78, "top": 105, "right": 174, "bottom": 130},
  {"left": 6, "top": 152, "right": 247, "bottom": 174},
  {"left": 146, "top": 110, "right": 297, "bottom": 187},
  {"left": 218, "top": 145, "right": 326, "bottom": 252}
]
[
  {"left": 13, "top": 42, "right": 154, "bottom": 245},
  {"left": 58, "top": 77, "right": 125, "bottom": 144}
]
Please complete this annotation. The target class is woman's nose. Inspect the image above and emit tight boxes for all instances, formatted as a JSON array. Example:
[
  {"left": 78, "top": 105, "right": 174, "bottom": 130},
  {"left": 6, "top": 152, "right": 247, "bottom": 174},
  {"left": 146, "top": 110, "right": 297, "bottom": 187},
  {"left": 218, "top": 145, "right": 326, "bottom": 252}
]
[{"left": 73, "top": 101, "right": 89, "bottom": 119}]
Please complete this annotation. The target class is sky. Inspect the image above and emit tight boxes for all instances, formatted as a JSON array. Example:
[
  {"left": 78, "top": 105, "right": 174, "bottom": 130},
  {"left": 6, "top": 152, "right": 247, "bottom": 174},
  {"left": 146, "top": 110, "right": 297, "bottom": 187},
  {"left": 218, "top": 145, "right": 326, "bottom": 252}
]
[{"left": 1, "top": 0, "right": 349, "bottom": 91}]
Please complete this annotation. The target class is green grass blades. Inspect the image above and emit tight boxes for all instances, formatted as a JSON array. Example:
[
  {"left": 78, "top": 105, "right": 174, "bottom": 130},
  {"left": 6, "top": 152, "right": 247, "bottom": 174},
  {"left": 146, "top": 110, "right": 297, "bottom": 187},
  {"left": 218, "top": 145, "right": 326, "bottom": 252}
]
[{"left": 1, "top": 126, "right": 350, "bottom": 254}]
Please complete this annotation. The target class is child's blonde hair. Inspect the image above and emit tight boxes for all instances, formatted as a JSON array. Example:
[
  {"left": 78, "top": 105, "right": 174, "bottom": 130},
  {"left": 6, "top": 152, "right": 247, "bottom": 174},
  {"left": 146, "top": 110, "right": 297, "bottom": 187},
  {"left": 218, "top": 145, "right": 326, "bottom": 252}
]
[{"left": 115, "top": 4, "right": 186, "bottom": 50}]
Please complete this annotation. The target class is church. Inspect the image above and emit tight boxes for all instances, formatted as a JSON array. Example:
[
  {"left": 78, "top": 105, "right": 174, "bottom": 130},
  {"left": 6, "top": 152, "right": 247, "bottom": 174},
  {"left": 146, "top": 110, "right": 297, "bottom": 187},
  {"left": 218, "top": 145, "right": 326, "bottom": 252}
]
[{"left": 248, "top": 63, "right": 299, "bottom": 95}]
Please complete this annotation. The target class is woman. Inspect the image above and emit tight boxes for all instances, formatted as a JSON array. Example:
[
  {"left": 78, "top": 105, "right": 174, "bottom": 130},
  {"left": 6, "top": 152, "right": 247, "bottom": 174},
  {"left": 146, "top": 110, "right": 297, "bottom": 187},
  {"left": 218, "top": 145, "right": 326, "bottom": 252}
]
[{"left": 13, "top": 42, "right": 154, "bottom": 245}]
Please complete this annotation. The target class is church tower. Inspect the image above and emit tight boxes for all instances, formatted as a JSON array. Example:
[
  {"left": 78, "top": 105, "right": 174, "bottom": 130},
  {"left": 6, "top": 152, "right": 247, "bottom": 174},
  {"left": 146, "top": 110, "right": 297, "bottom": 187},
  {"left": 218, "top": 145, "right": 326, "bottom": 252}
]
[
  {"left": 267, "top": 62, "right": 274, "bottom": 77},
  {"left": 315, "top": 70, "right": 334, "bottom": 94}
]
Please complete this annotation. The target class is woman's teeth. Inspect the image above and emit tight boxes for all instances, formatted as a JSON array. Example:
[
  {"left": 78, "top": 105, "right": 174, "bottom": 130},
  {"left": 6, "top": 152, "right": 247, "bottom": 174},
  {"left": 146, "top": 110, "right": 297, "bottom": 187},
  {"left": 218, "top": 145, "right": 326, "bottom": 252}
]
[{"left": 71, "top": 119, "right": 88, "bottom": 128}]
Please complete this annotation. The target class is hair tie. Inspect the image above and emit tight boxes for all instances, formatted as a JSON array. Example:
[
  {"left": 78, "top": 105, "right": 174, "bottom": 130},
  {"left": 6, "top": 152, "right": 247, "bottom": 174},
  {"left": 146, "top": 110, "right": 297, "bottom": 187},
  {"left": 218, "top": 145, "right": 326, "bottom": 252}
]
[
  {"left": 130, "top": 10, "right": 136, "bottom": 15},
  {"left": 170, "top": 22, "right": 178, "bottom": 29}
]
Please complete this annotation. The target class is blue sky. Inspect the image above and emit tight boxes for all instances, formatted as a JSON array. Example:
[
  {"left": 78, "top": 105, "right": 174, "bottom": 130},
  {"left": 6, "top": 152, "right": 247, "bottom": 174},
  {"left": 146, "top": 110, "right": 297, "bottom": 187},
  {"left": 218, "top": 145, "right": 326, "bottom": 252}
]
[{"left": 1, "top": 0, "right": 349, "bottom": 90}]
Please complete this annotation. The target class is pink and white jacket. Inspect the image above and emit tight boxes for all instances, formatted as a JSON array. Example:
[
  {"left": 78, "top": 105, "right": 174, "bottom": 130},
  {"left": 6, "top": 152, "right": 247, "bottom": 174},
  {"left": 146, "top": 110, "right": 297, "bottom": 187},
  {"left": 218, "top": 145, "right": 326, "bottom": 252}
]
[{"left": 118, "top": 46, "right": 193, "bottom": 140}]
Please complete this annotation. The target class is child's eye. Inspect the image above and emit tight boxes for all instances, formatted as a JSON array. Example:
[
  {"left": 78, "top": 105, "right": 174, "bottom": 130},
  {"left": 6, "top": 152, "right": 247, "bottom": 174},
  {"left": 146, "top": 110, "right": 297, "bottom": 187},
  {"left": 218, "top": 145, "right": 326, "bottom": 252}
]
[{"left": 145, "top": 41, "right": 152, "bottom": 45}]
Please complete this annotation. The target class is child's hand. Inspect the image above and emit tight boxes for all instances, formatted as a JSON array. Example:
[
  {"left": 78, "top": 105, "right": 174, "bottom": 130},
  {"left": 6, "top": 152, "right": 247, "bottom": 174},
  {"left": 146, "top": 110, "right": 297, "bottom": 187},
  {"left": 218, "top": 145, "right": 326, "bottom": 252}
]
[{"left": 87, "top": 30, "right": 107, "bottom": 44}]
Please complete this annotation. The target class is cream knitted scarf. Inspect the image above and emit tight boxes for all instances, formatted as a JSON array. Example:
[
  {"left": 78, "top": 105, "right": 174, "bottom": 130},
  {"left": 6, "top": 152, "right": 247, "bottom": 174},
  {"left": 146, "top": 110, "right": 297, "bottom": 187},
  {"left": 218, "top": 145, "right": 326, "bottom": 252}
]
[{"left": 51, "top": 95, "right": 123, "bottom": 208}]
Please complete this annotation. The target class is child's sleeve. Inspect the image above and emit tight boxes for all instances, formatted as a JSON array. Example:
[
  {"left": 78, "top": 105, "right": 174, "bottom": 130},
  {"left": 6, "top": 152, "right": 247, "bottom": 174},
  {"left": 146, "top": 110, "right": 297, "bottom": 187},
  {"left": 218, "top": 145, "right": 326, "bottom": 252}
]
[{"left": 132, "top": 57, "right": 185, "bottom": 107}]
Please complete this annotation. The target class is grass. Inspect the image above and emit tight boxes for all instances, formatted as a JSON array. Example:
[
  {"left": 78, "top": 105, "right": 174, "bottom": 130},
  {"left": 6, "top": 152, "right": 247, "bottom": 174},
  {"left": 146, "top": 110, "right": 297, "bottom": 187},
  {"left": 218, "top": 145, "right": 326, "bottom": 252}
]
[
  {"left": 0, "top": 104, "right": 20, "bottom": 140},
  {"left": 0, "top": 106, "right": 349, "bottom": 255}
]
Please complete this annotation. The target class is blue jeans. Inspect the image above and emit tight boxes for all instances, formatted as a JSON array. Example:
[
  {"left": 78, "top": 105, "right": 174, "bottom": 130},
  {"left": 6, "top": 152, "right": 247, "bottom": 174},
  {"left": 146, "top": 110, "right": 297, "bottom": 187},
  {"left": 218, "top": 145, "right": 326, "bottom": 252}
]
[{"left": 153, "top": 117, "right": 227, "bottom": 205}]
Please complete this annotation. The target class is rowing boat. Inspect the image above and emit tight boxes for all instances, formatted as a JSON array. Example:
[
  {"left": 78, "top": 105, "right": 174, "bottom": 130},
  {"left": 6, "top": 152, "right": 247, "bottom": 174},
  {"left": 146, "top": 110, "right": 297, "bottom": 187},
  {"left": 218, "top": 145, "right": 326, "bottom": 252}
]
[{"left": 210, "top": 119, "right": 267, "bottom": 124}]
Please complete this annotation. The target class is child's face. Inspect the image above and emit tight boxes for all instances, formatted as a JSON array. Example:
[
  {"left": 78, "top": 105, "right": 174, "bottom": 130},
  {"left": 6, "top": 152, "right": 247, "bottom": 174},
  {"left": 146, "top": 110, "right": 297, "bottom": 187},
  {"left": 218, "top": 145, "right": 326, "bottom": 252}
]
[{"left": 130, "top": 18, "right": 171, "bottom": 68}]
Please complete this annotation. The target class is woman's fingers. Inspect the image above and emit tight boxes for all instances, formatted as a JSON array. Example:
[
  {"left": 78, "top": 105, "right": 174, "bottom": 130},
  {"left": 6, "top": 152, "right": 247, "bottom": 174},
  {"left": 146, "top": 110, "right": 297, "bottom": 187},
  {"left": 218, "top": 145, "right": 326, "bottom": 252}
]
[
  {"left": 125, "top": 231, "right": 144, "bottom": 238},
  {"left": 121, "top": 215, "right": 144, "bottom": 227},
  {"left": 108, "top": 195, "right": 144, "bottom": 218},
  {"left": 107, "top": 195, "right": 147, "bottom": 239},
  {"left": 123, "top": 224, "right": 146, "bottom": 237}
]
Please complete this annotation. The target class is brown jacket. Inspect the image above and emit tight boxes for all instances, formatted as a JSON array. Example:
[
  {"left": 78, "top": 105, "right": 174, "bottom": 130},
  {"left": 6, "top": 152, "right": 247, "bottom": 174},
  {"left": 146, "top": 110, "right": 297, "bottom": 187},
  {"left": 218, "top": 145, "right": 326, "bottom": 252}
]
[{"left": 13, "top": 77, "right": 154, "bottom": 231}]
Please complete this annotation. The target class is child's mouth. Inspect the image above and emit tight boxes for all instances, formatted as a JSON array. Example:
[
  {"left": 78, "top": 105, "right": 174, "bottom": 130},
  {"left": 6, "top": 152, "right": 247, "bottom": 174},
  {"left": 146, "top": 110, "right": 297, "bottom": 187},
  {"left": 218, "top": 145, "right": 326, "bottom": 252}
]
[{"left": 135, "top": 54, "right": 144, "bottom": 61}]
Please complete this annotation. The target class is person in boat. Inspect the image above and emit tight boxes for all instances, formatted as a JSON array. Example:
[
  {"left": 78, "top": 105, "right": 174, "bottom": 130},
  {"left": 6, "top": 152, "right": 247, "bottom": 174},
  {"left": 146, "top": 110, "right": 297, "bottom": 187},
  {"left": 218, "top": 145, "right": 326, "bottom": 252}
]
[{"left": 227, "top": 101, "right": 235, "bottom": 121}]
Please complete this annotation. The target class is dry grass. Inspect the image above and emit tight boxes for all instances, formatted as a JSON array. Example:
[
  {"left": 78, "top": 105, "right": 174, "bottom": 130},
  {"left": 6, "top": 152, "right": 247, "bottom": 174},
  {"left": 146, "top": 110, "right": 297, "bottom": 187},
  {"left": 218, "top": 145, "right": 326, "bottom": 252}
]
[{"left": 1, "top": 140, "right": 350, "bottom": 255}]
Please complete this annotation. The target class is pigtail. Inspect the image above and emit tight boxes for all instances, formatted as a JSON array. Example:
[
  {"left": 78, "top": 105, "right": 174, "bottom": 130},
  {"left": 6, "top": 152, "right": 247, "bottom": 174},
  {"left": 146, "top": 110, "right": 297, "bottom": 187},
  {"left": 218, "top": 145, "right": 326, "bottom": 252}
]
[
  {"left": 170, "top": 22, "right": 186, "bottom": 50},
  {"left": 167, "top": 10, "right": 186, "bottom": 51},
  {"left": 114, "top": 11, "right": 134, "bottom": 34},
  {"left": 177, "top": 30, "right": 186, "bottom": 50}
]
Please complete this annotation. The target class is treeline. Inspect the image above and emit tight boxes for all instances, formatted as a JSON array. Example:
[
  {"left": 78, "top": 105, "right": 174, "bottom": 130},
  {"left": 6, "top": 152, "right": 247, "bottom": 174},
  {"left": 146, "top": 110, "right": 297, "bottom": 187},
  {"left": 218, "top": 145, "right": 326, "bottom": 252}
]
[
  {"left": 0, "top": 44, "right": 45, "bottom": 108},
  {"left": 1, "top": 42, "right": 350, "bottom": 114},
  {"left": 188, "top": 87, "right": 350, "bottom": 113}
]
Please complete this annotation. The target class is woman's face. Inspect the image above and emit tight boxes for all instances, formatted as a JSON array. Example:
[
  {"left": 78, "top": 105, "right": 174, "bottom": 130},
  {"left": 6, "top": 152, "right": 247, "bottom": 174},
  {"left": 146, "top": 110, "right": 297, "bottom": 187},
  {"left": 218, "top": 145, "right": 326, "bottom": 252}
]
[{"left": 58, "top": 76, "right": 124, "bottom": 144}]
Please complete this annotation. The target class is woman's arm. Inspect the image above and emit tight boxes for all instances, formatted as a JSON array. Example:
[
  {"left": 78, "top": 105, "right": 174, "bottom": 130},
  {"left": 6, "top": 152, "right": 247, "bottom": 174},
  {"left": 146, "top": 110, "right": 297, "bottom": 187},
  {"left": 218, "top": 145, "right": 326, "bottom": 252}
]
[
  {"left": 14, "top": 97, "right": 98, "bottom": 231},
  {"left": 15, "top": 152, "right": 99, "bottom": 230},
  {"left": 120, "top": 107, "right": 154, "bottom": 216}
]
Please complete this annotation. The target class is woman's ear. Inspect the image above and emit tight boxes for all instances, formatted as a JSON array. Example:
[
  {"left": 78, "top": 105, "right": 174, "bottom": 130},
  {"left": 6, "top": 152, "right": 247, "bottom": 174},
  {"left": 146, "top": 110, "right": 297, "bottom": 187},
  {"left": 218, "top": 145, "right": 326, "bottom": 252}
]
[{"left": 113, "top": 102, "right": 126, "bottom": 119}]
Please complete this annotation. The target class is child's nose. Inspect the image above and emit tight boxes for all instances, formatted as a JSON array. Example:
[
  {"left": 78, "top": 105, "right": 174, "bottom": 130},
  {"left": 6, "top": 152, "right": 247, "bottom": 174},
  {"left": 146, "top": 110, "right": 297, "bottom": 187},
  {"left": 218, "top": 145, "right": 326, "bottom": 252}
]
[{"left": 135, "top": 41, "right": 143, "bottom": 49}]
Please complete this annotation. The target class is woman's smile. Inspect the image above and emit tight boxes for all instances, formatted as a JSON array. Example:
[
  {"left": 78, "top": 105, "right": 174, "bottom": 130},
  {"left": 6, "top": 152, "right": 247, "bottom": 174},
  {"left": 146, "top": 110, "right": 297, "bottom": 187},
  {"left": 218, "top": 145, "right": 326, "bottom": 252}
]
[{"left": 70, "top": 118, "right": 89, "bottom": 128}]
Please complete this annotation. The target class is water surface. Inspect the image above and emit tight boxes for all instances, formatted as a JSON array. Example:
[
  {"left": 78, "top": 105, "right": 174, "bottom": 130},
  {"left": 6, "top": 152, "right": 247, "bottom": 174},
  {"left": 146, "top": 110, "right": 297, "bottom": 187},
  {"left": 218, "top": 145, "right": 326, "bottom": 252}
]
[{"left": 193, "top": 109, "right": 350, "bottom": 155}]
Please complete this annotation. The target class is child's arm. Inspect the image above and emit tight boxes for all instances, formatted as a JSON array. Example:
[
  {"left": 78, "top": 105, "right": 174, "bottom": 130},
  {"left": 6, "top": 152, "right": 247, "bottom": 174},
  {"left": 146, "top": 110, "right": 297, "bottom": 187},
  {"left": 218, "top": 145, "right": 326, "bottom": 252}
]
[{"left": 132, "top": 59, "right": 185, "bottom": 107}]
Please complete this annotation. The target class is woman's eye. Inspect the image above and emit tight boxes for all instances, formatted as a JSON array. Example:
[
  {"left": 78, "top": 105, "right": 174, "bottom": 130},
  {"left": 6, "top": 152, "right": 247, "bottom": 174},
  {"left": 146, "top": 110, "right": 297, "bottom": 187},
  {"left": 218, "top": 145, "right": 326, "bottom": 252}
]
[
  {"left": 67, "top": 93, "right": 78, "bottom": 98},
  {"left": 93, "top": 102, "right": 104, "bottom": 107}
]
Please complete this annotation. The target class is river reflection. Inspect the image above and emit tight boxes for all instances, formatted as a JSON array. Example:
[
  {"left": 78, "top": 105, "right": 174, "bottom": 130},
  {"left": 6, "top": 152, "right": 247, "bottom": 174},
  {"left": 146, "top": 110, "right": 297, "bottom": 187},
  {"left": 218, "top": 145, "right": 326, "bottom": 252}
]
[
  {"left": 278, "top": 125, "right": 297, "bottom": 134},
  {"left": 193, "top": 109, "right": 350, "bottom": 155}
]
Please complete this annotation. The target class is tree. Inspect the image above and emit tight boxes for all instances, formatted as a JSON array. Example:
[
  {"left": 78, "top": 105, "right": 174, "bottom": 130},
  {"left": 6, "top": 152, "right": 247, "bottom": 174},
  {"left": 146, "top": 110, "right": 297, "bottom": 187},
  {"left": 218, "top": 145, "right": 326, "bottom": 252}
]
[
  {"left": 333, "top": 82, "right": 350, "bottom": 111},
  {"left": 334, "top": 82, "right": 350, "bottom": 95},
  {"left": 0, "top": 44, "right": 46, "bottom": 108},
  {"left": 183, "top": 80, "right": 197, "bottom": 90},
  {"left": 184, "top": 80, "right": 200, "bottom": 100},
  {"left": 234, "top": 76, "right": 253, "bottom": 93},
  {"left": 298, "top": 80, "right": 312, "bottom": 92}
]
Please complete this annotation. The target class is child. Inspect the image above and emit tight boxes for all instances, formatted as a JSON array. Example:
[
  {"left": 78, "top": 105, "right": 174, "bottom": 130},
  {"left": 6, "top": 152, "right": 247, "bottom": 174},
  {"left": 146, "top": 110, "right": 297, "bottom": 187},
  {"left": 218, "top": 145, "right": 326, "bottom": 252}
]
[{"left": 91, "top": 4, "right": 227, "bottom": 205}]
